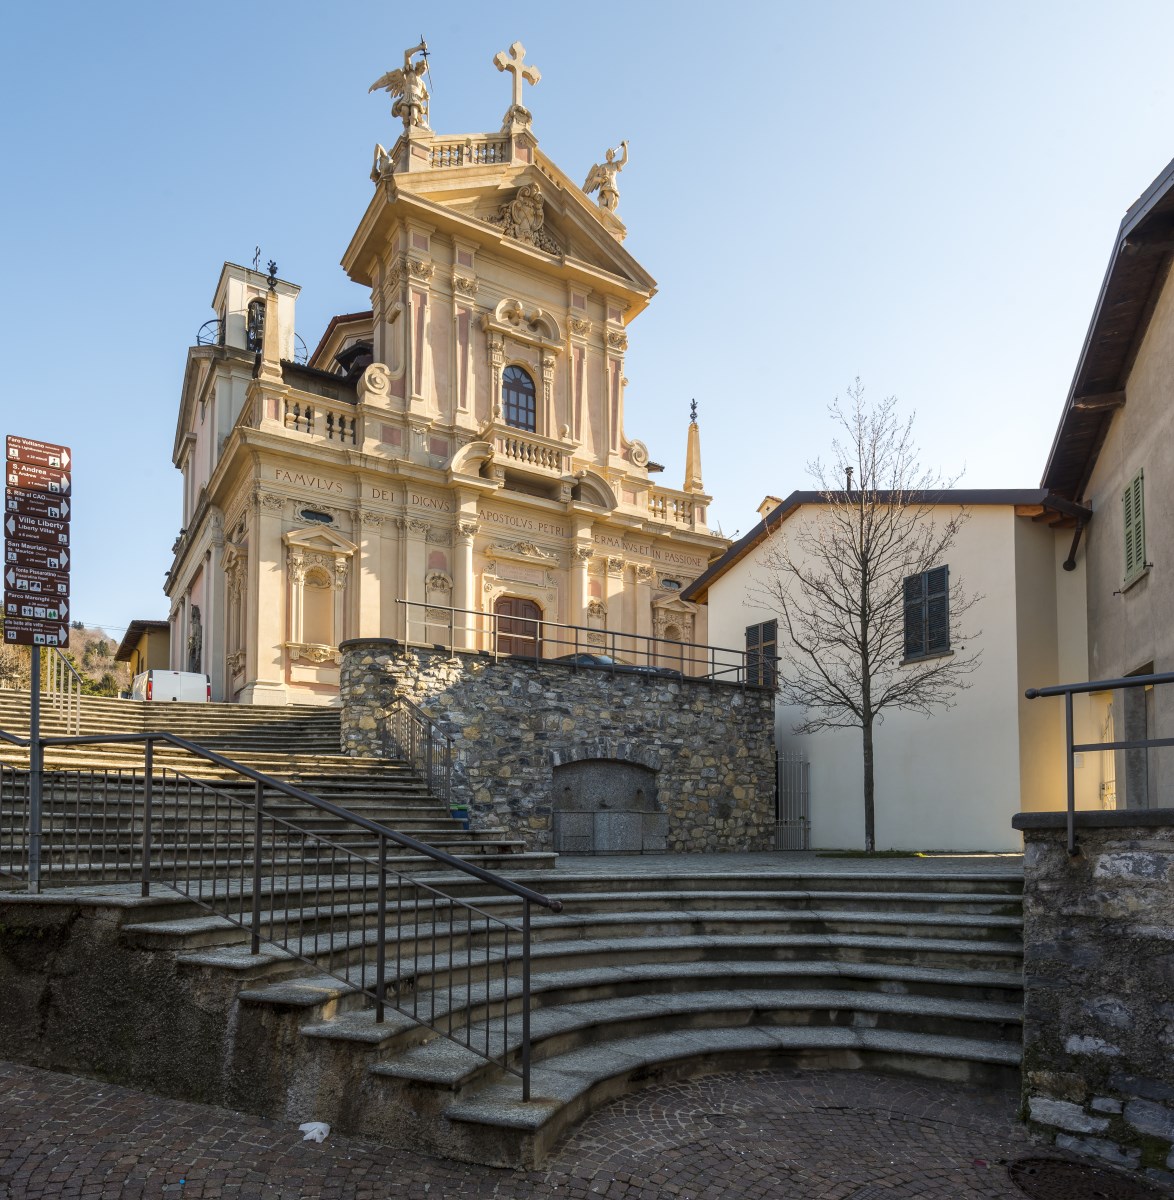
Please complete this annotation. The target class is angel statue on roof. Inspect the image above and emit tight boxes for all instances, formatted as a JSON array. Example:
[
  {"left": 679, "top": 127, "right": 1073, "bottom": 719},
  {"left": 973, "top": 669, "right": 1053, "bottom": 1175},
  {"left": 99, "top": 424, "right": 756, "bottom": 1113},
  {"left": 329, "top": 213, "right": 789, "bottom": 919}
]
[
  {"left": 583, "top": 141, "right": 629, "bottom": 212},
  {"left": 369, "top": 42, "right": 430, "bottom": 131}
]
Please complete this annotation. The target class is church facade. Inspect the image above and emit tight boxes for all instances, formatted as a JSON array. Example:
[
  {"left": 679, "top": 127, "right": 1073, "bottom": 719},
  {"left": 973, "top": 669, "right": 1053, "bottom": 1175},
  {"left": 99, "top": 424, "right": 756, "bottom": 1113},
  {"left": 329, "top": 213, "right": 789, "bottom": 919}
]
[{"left": 166, "top": 43, "right": 728, "bottom": 704}]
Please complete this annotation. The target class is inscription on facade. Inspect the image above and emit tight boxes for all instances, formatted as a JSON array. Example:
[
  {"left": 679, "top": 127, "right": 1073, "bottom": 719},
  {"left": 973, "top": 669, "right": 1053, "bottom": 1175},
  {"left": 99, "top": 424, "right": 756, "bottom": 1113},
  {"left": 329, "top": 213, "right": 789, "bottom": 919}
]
[
  {"left": 274, "top": 469, "right": 345, "bottom": 494},
  {"left": 651, "top": 547, "right": 706, "bottom": 570},
  {"left": 410, "top": 492, "right": 453, "bottom": 512},
  {"left": 479, "top": 508, "right": 567, "bottom": 537}
]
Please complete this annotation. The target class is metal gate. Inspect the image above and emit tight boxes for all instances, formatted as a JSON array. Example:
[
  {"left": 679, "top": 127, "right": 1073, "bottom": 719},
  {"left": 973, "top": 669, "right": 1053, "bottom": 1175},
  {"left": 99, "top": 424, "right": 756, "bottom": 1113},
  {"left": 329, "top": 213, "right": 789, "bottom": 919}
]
[{"left": 777, "top": 750, "right": 810, "bottom": 850}]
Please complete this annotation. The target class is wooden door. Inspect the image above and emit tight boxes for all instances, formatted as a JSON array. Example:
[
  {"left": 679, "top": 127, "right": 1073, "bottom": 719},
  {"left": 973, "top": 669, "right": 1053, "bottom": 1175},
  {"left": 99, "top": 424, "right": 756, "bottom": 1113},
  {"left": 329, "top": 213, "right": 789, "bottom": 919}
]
[{"left": 495, "top": 597, "right": 543, "bottom": 658}]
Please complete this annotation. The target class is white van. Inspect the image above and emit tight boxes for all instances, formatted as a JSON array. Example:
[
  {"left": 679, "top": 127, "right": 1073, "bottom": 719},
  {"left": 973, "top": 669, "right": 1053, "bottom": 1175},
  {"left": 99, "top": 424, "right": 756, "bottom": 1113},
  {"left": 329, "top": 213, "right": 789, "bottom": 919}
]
[{"left": 131, "top": 670, "right": 211, "bottom": 703}]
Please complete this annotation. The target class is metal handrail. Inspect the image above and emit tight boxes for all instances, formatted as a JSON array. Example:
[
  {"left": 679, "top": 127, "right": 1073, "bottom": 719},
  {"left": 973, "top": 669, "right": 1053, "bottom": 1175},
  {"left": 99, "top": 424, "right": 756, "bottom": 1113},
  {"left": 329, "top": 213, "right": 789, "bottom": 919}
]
[
  {"left": 37, "top": 729, "right": 559, "bottom": 910},
  {"left": 1025, "top": 670, "right": 1174, "bottom": 855},
  {"left": 386, "top": 695, "right": 455, "bottom": 806},
  {"left": 396, "top": 599, "right": 776, "bottom": 688},
  {"left": 44, "top": 648, "right": 82, "bottom": 735},
  {"left": 0, "top": 722, "right": 561, "bottom": 1100}
]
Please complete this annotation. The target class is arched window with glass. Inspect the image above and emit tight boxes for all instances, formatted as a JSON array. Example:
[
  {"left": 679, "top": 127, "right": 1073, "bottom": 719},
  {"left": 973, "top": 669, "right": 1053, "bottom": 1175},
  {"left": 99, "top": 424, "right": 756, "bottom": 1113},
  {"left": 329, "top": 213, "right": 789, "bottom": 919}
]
[{"left": 502, "top": 365, "right": 537, "bottom": 432}]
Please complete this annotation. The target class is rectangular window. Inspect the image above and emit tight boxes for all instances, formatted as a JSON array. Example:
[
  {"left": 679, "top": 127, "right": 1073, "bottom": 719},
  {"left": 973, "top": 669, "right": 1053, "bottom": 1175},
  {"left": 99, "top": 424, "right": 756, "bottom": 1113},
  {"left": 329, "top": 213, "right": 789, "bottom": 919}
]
[
  {"left": 1123, "top": 469, "right": 1146, "bottom": 585},
  {"left": 746, "top": 619, "right": 778, "bottom": 687},
  {"left": 903, "top": 566, "right": 950, "bottom": 660}
]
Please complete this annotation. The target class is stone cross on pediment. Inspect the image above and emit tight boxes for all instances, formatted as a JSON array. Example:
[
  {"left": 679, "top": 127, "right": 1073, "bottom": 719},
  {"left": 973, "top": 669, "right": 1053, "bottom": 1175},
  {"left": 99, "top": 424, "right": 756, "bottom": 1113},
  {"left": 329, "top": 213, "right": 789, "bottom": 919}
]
[{"left": 494, "top": 41, "right": 541, "bottom": 119}]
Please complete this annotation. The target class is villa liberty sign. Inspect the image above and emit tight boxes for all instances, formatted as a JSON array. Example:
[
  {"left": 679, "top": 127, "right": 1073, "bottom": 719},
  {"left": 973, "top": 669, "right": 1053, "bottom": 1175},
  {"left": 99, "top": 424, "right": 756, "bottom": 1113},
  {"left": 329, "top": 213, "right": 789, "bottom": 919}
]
[{"left": 3, "top": 435, "right": 71, "bottom": 647}]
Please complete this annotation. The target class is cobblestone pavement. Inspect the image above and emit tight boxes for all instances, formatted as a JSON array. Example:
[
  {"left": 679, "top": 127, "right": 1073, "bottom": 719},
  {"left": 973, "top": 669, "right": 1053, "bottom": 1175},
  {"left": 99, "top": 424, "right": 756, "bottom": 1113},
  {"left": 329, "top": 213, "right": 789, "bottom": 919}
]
[{"left": 0, "top": 1059, "right": 1070, "bottom": 1199}]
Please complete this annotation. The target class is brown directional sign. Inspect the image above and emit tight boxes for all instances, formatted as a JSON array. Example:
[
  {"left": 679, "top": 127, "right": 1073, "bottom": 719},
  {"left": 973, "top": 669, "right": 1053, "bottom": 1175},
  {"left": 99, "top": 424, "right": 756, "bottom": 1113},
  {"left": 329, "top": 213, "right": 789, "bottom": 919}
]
[
  {"left": 5, "top": 489, "right": 69, "bottom": 521},
  {"left": 4, "top": 512, "right": 69, "bottom": 548},
  {"left": 2, "top": 617, "right": 68, "bottom": 647},
  {"left": 6, "top": 436, "right": 71, "bottom": 472},
  {"left": 5, "top": 460, "right": 70, "bottom": 495},
  {"left": 5, "top": 542, "right": 69, "bottom": 571},
  {"left": 3, "top": 563, "right": 69, "bottom": 595},
  {"left": 4, "top": 593, "right": 68, "bottom": 623},
  {"left": 4, "top": 435, "right": 72, "bottom": 650}
]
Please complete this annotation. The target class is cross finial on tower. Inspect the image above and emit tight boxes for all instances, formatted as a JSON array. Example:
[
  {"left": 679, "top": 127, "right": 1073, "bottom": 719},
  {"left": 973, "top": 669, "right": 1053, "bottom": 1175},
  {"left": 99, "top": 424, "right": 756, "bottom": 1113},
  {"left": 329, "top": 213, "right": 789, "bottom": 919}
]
[
  {"left": 690, "top": 398, "right": 698, "bottom": 424},
  {"left": 493, "top": 41, "right": 541, "bottom": 112}
]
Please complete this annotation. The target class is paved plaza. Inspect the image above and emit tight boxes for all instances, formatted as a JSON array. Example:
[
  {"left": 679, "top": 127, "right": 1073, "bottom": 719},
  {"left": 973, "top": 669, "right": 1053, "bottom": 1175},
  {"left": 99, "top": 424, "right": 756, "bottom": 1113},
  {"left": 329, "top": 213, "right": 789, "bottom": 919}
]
[{"left": 0, "top": 1058, "right": 1069, "bottom": 1200}]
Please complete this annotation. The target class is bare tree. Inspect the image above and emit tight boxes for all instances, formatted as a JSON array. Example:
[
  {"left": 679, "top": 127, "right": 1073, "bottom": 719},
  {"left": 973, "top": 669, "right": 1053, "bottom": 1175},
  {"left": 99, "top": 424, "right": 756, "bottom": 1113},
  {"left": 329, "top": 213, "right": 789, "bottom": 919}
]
[{"left": 756, "top": 381, "right": 981, "bottom": 852}]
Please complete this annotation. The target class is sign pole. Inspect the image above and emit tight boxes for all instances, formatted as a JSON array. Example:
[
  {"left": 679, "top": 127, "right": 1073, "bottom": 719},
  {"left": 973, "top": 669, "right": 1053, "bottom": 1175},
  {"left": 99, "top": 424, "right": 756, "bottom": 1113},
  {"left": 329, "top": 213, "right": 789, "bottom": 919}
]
[{"left": 28, "top": 646, "right": 42, "bottom": 895}]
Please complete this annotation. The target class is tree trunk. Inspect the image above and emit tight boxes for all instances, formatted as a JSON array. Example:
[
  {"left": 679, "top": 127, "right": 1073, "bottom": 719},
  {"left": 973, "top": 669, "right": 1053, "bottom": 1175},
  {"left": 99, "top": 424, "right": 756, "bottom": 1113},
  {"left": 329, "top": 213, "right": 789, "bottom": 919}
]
[{"left": 862, "top": 717, "right": 876, "bottom": 853}]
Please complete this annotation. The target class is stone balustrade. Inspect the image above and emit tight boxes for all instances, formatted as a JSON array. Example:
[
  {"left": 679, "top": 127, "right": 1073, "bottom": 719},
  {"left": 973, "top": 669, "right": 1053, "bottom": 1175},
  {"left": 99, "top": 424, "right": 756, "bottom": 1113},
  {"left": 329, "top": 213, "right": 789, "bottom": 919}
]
[
  {"left": 648, "top": 489, "right": 695, "bottom": 526},
  {"left": 429, "top": 137, "right": 510, "bottom": 169},
  {"left": 281, "top": 398, "right": 359, "bottom": 445},
  {"left": 491, "top": 428, "right": 570, "bottom": 476}
]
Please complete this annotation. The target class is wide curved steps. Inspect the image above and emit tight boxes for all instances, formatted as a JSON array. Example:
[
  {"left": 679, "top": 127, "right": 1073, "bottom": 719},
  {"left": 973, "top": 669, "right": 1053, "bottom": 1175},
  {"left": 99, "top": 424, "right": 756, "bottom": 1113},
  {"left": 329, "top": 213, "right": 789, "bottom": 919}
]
[{"left": 133, "top": 864, "right": 1023, "bottom": 1167}]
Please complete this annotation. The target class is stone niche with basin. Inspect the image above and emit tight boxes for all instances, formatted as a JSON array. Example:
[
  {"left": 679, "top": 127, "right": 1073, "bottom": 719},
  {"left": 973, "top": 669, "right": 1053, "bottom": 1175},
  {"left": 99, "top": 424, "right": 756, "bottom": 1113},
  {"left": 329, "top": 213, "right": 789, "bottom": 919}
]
[{"left": 552, "top": 759, "right": 665, "bottom": 854}]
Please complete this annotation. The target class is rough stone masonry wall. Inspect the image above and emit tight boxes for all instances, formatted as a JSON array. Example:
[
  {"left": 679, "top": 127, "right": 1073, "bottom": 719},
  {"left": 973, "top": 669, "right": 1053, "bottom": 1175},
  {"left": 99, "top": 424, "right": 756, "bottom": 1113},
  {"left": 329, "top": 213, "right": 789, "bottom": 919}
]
[
  {"left": 1012, "top": 810, "right": 1174, "bottom": 1184},
  {"left": 340, "top": 639, "right": 776, "bottom": 854}
]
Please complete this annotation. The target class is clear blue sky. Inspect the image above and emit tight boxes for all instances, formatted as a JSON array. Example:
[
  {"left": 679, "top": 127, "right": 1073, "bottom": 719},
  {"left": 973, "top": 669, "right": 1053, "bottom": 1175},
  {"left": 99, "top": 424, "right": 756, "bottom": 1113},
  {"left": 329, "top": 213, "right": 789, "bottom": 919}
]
[{"left": 3, "top": 1, "right": 1173, "bottom": 639}]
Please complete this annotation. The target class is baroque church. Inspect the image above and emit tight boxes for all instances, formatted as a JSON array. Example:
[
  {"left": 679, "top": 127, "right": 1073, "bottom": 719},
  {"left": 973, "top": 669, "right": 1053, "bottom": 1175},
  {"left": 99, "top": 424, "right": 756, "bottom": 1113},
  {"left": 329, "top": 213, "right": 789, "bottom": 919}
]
[{"left": 166, "top": 41, "right": 728, "bottom": 704}]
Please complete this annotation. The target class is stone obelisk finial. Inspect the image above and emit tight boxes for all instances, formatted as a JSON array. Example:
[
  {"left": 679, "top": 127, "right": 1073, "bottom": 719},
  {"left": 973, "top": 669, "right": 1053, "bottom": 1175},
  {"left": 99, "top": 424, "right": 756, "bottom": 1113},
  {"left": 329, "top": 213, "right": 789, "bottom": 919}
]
[{"left": 683, "top": 400, "right": 704, "bottom": 494}]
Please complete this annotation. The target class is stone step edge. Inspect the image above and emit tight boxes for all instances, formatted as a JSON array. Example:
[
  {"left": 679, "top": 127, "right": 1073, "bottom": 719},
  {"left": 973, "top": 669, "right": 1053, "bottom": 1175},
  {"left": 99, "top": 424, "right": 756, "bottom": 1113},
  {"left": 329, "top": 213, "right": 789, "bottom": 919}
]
[
  {"left": 440, "top": 1025, "right": 1024, "bottom": 1137},
  {"left": 368, "top": 986, "right": 1024, "bottom": 1087},
  {"left": 193, "top": 922, "right": 1027, "bottom": 976},
  {"left": 218, "top": 927, "right": 1024, "bottom": 995},
  {"left": 289, "top": 956, "right": 1026, "bottom": 1028},
  {"left": 121, "top": 891, "right": 1024, "bottom": 943}
]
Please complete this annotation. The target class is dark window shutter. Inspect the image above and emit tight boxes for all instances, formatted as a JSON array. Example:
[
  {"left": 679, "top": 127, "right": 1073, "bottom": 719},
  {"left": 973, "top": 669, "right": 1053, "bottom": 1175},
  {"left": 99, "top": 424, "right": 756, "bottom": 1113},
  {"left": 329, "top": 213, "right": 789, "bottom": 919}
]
[
  {"left": 746, "top": 623, "right": 761, "bottom": 685},
  {"left": 903, "top": 574, "right": 925, "bottom": 658},
  {"left": 746, "top": 620, "right": 778, "bottom": 687},
  {"left": 761, "top": 619, "right": 778, "bottom": 687},
  {"left": 926, "top": 566, "right": 950, "bottom": 653}
]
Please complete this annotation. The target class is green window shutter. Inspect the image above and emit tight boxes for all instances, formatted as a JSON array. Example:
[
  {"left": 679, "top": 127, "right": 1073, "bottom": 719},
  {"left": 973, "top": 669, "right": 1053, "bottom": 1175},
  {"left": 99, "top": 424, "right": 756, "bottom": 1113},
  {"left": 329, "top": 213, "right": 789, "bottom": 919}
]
[{"left": 1123, "top": 470, "right": 1146, "bottom": 583}]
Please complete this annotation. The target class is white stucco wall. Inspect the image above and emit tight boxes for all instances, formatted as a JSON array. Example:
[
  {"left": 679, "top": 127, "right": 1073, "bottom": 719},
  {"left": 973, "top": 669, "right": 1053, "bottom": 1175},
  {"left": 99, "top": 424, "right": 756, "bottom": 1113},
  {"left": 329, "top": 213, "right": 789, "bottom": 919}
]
[{"left": 706, "top": 501, "right": 1079, "bottom": 851}]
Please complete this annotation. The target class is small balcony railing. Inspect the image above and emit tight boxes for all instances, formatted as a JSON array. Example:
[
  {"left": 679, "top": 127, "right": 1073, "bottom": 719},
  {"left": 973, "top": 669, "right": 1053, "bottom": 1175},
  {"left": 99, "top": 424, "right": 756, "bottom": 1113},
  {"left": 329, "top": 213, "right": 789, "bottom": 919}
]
[
  {"left": 281, "top": 397, "right": 359, "bottom": 445},
  {"left": 429, "top": 136, "right": 510, "bottom": 169},
  {"left": 648, "top": 489, "right": 696, "bottom": 528},
  {"left": 484, "top": 425, "right": 572, "bottom": 478}
]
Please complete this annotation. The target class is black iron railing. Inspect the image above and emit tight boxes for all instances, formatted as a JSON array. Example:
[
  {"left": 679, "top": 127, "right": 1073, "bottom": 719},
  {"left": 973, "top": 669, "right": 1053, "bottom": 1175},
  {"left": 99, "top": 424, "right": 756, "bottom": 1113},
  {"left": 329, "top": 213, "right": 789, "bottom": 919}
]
[
  {"left": 196, "top": 318, "right": 224, "bottom": 346},
  {"left": 1025, "top": 670, "right": 1174, "bottom": 855},
  {"left": 397, "top": 599, "right": 775, "bottom": 688},
  {"left": 0, "top": 725, "right": 560, "bottom": 1100},
  {"left": 386, "top": 695, "right": 454, "bottom": 805}
]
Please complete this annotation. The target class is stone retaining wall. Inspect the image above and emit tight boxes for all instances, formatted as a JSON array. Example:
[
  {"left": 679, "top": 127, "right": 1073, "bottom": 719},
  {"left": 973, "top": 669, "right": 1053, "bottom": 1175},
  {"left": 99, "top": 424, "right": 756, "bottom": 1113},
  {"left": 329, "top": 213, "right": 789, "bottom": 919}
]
[
  {"left": 340, "top": 639, "right": 776, "bottom": 854},
  {"left": 1012, "top": 809, "right": 1174, "bottom": 1185}
]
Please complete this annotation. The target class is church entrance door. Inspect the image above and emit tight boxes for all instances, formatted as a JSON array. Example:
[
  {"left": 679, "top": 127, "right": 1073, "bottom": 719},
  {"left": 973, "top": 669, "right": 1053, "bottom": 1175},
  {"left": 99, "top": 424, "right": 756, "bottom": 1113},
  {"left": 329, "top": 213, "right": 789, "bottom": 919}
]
[{"left": 495, "top": 597, "right": 543, "bottom": 659}]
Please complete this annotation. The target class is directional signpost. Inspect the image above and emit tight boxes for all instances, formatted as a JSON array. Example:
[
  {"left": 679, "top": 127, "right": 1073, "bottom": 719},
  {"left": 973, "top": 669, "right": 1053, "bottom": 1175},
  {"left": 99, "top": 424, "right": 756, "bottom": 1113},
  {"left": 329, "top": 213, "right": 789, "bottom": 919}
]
[
  {"left": 4, "top": 436, "right": 71, "bottom": 649},
  {"left": 5, "top": 434, "right": 73, "bottom": 895}
]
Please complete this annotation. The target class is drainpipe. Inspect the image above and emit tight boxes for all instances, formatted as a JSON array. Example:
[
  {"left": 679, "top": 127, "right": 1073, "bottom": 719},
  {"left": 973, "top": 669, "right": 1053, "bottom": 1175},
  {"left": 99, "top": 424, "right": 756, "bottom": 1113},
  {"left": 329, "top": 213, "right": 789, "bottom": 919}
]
[{"left": 1063, "top": 518, "right": 1087, "bottom": 572}]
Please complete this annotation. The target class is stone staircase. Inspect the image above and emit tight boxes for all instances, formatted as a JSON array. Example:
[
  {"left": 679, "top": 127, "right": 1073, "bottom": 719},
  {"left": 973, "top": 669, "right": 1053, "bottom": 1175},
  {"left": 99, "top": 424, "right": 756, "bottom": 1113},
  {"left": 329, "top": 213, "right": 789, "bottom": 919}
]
[
  {"left": 0, "top": 688, "right": 552, "bottom": 879},
  {"left": 0, "top": 688, "right": 1024, "bottom": 1168},
  {"left": 112, "top": 861, "right": 1022, "bottom": 1167}
]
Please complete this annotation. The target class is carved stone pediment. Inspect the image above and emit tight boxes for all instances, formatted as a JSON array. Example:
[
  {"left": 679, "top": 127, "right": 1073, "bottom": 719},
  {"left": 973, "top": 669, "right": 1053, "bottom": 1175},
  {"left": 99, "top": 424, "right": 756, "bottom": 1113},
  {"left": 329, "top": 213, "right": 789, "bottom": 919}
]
[{"left": 484, "top": 184, "right": 562, "bottom": 255}]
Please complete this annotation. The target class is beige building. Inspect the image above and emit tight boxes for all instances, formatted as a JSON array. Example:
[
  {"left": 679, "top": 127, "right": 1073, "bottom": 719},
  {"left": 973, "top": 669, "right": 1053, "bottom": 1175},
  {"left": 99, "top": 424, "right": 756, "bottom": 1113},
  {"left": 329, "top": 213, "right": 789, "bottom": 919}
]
[
  {"left": 114, "top": 619, "right": 171, "bottom": 682},
  {"left": 165, "top": 44, "right": 727, "bottom": 705},
  {"left": 688, "top": 490, "right": 1095, "bottom": 851},
  {"left": 1043, "top": 152, "right": 1174, "bottom": 807}
]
